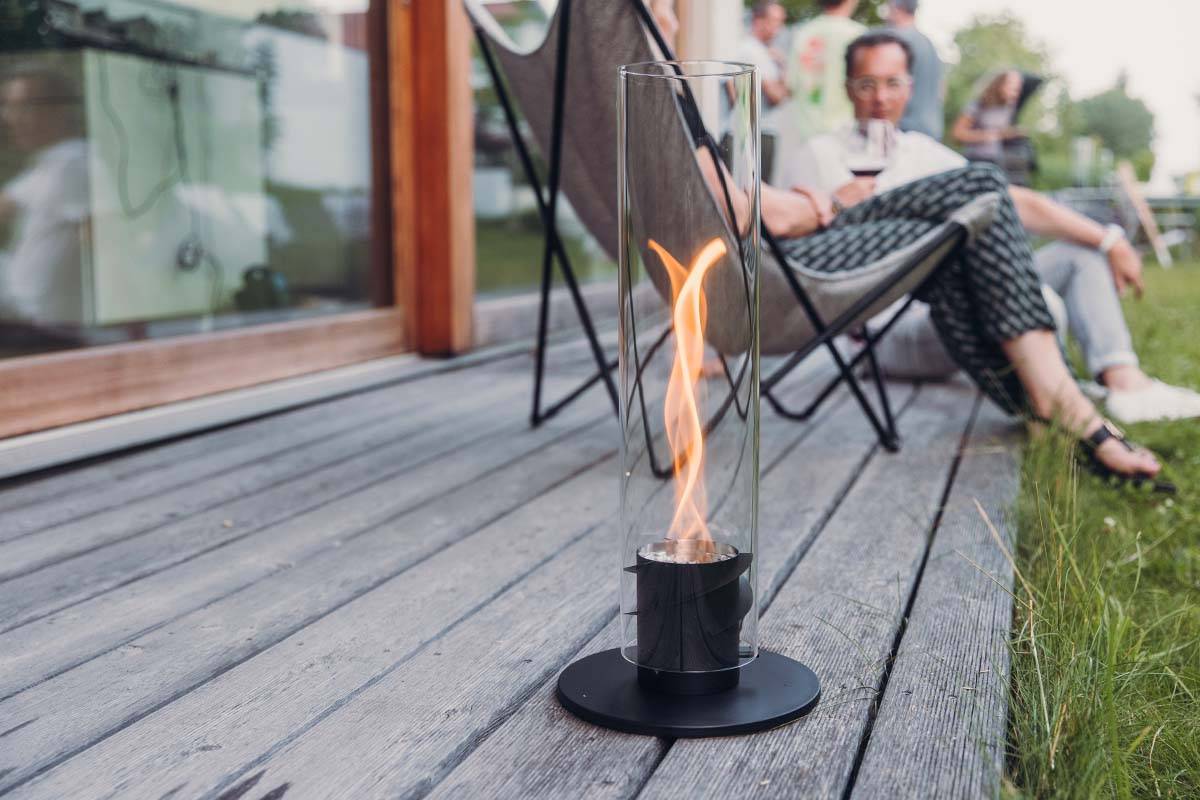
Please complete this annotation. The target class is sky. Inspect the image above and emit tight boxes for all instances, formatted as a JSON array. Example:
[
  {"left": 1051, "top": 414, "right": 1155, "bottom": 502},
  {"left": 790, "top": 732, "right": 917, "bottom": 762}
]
[{"left": 915, "top": 0, "right": 1200, "bottom": 189}]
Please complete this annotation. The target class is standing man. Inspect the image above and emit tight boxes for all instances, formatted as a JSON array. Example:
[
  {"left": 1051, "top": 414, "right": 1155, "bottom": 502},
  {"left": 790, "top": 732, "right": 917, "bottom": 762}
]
[
  {"left": 785, "top": 0, "right": 864, "bottom": 141},
  {"left": 738, "top": 2, "right": 790, "bottom": 124},
  {"left": 736, "top": 2, "right": 790, "bottom": 181},
  {"left": 886, "top": 0, "right": 944, "bottom": 140}
]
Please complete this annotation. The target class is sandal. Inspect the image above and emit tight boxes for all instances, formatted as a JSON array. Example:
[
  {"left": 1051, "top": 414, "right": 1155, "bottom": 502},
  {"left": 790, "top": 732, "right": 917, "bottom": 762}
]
[{"left": 1079, "top": 420, "right": 1177, "bottom": 495}]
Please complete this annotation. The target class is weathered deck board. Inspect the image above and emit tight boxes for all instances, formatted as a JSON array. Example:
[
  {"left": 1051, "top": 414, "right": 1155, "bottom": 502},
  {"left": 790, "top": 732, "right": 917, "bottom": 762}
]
[
  {"left": 635, "top": 381, "right": 979, "bottom": 800},
  {"left": 849, "top": 402, "right": 1020, "bottom": 799},
  {"left": 5, "top": 436, "right": 620, "bottom": 799},
  {"left": 0, "top": 356, "right": 529, "bottom": 540},
  {"left": 0, "top": 365, "right": 543, "bottom": 584},
  {"left": 6, "top": 379, "right": 839, "bottom": 800},
  {"left": 0, "top": 402, "right": 614, "bottom": 792},
  {"left": 425, "top": 384, "right": 917, "bottom": 800},
  {"left": 0, "top": 345, "right": 1024, "bottom": 800},
  {"left": 0, "top": 389, "right": 609, "bottom": 701},
  {"left": 0, "top": 367, "right": 566, "bottom": 633}
]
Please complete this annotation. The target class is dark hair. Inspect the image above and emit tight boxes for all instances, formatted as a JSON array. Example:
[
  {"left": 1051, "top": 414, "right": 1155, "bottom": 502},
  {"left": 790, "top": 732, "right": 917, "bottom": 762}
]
[
  {"left": 844, "top": 31, "right": 913, "bottom": 79},
  {"left": 818, "top": 0, "right": 846, "bottom": 9},
  {"left": 978, "top": 69, "right": 1021, "bottom": 108},
  {"left": 751, "top": 1, "right": 782, "bottom": 18}
]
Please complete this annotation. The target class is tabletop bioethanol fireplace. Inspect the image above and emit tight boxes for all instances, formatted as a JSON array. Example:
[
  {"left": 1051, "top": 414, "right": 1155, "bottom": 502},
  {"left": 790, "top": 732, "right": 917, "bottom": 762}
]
[{"left": 557, "top": 60, "right": 821, "bottom": 737}]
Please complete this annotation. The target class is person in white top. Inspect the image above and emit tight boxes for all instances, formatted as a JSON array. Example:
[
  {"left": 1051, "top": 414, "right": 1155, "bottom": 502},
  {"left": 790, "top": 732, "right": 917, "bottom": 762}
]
[
  {"left": 0, "top": 68, "right": 91, "bottom": 330},
  {"left": 737, "top": 1, "right": 790, "bottom": 134},
  {"left": 780, "top": 31, "right": 1200, "bottom": 424}
]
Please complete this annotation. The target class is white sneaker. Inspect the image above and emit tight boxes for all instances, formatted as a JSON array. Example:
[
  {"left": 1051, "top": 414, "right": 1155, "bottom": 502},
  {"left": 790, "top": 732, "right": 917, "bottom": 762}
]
[{"left": 1106, "top": 379, "right": 1200, "bottom": 423}]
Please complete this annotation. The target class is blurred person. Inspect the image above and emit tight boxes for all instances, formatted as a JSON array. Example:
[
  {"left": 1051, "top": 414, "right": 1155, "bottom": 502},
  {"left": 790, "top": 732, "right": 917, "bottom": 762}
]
[
  {"left": 734, "top": 1, "right": 790, "bottom": 181},
  {"left": 781, "top": 31, "right": 1200, "bottom": 423},
  {"left": 700, "top": 158, "right": 1170, "bottom": 487},
  {"left": 885, "top": 0, "right": 943, "bottom": 140},
  {"left": 951, "top": 68, "right": 1025, "bottom": 164},
  {"left": 647, "top": 0, "right": 678, "bottom": 50},
  {"left": 784, "top": 0, "right": 865, "bottom": 141},
  {"left": 738, "top": 2, "right": 790, "bottom": 129},
  {"left": 0, "top": 67, "right": 90, "bottom": 332}
]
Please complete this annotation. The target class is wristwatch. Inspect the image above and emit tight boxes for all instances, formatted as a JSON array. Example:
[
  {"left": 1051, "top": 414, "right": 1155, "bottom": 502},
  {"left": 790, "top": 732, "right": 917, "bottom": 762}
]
[{"left": 1098, "top": 224, "right": 1126, "bottom": 255}]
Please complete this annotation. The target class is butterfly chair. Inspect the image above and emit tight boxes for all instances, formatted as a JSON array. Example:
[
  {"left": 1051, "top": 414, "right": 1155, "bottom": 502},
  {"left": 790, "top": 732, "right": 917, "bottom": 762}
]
[{"left": 466, "top": 0, "right": 998, "bottom": 453}]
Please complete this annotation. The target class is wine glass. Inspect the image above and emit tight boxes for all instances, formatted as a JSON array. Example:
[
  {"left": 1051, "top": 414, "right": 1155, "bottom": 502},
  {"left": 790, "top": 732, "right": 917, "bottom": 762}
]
[{"left": 844, "top": 119, "right": 893, "bottom": 179}]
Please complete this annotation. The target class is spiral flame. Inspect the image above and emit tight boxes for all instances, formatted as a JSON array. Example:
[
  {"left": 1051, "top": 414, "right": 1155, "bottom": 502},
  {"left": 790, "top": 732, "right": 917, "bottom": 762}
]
[{"left": 648, "top": 237, "right": 727, "bottom": 546}]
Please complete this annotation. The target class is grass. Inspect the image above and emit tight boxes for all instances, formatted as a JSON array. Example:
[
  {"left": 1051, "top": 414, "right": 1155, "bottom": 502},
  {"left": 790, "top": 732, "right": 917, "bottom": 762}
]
[
  {"left": 1005, "top": 263, "right": 1200, "bottom": 798},
  {"left": 475, "top": 216, "right": 616, "bottom": 296}
]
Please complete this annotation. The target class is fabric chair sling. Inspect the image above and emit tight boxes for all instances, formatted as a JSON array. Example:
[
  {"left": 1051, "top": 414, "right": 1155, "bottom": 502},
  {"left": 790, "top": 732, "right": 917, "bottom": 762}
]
[{"left": 466, "top": 0, "right": 995, "bottom": 451}]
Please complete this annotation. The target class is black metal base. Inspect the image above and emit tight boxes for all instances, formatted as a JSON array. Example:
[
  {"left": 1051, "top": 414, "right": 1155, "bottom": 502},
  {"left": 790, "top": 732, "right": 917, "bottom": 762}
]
[{"left": 556, "top": 648, "right": 820, "bottom": 737}]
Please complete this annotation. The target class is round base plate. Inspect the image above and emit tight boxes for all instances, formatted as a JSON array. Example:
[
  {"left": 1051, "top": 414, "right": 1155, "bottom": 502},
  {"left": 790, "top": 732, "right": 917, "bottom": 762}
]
[{"left": 556, "top": 648, "right": 820, "bottom": 737}]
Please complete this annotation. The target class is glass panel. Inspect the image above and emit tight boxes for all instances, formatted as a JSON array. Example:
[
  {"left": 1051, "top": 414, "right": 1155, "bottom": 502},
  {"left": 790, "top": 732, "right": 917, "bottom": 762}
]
[
  {"left": 618, "top": 61, "right": 761, "bottom": 679},
  {"left": 0, "top": 0, "right": 387, "bottom": 359},
  {"left": 470, "top": 0, "right": 616, "bottom": 298}
]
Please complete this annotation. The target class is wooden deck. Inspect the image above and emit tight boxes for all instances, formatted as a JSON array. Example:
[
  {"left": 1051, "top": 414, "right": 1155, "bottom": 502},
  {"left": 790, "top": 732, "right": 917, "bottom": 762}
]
[{"left": 0, "top": 343, "right": 1022, "bottom": 799}]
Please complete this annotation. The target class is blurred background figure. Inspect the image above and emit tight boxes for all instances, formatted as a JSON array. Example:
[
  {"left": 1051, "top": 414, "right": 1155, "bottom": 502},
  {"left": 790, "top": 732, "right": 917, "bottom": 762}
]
[
  {"left": 0, "top": 66, "right": 89, "bottom": 343},
  {"left": 884, "top": 0, "right": 943, "bottom": 140},
  {"left": 785, "top": 0, "right": 864, "bottom": 142},
  {"left": 952, "top": 68, "right": 1042, "bottom": 185},
  {"left": 736, "top": 1, "right": 790, "bottom": 181},
  {"left": 648, "top": 0, "right": 680, "bottom": 51}
]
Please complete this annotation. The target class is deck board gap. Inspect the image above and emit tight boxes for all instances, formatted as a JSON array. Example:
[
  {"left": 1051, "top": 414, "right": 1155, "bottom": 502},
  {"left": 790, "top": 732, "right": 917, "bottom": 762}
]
[{"left": 839, "top": 393, "right": 982, "bottom": 799}]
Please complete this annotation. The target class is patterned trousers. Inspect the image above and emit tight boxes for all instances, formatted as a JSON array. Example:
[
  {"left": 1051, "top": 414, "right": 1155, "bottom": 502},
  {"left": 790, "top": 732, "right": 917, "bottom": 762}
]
[{"left": 780, "top": 163, "right": 1056, "bottom": 413}]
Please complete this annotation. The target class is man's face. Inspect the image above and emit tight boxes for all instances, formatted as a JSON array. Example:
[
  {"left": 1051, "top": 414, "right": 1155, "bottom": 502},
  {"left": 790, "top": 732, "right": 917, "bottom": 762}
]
[
  {"left": 1, "top": 77, "right": 68, "bottom": 153},
  {"left": 751, "top": 5, "right": 785, "bottom": 43},
  {"left": 761, "top": 5, "right": 786, "bottom": 41},
  {"left": 846, "top": 43, "right": 912, "bottom": 125}
]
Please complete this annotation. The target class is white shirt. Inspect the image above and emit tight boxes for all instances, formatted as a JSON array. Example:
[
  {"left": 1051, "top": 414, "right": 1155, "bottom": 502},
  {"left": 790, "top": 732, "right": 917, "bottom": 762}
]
[
  {"left": 0, "top": 138, "right": 91, "bottom": 324},
  {"left": 779, "top": 124, "right": 966, "bottom": 193},
  {"left": 736, "top": 35, "right": 783, "bottom": 132},
  {"left": 779, "top": 124, "right": 974, "bottom": 372}
]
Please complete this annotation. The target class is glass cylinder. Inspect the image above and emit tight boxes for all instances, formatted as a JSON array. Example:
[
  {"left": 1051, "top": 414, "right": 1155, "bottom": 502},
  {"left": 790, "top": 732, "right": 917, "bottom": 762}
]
[{"left": 617, "top": 61, "right": 760, "bottom": 693}]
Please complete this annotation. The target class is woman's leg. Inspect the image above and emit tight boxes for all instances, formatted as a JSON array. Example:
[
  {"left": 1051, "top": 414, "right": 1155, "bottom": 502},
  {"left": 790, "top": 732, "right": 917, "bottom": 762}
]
[
  {"left": 1033, "top": 242, "right": 1142, "bottom": 383},
  {"left": 813, "top": 163, "right": 1057, "bottom": 414},
  {"left": 1003, "top": 330, "right": 1160, "bottom": 474},
  {"left": 781, "top": 165, "right": 1161, "bottom": 477}
]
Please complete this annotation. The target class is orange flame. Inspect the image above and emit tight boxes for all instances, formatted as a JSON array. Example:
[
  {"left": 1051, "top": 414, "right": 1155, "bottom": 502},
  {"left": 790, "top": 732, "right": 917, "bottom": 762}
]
[{"left": 648, "top": 237, "right": 727, "bottom": 545}]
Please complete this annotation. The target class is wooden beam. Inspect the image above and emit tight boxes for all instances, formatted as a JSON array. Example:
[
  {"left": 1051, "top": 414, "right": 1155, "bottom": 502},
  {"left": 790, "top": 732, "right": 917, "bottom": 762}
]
[
  {"left": 408, "top": 0, "right": 475, "bottom": 354},
  {"left": 0, "top": 309, "right": 407, "bottom": 438},
  {"left": 367, "top": 0, "right": 397, "bottom": 309},
  {"left": 388, "top": 0, "right": 420, "bottom": 345}
]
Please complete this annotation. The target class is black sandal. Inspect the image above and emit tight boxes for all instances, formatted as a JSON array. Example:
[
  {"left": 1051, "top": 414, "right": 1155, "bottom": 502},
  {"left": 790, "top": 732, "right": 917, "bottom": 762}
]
[{"left": 1080, "top": 420, "right": 1177, "bottom": 494}]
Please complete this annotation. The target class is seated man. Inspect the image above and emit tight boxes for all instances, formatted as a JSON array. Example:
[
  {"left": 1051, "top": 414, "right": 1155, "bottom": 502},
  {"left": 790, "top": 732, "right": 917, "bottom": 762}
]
[{"left": 778, "top": 30, "right": 1200, "bottom": 423}]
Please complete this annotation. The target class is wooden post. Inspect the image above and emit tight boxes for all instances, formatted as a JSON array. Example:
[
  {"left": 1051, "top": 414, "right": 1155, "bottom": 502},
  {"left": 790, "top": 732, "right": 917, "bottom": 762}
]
[
  {"left": 400, "top": 0, "right": 476, "bottom": 355},
  {"left": 1116, "top": 160, "right": 1173, "bottom": 268},
  {"left": 675, "top": 0, "right": 742, "bottom": 60}
]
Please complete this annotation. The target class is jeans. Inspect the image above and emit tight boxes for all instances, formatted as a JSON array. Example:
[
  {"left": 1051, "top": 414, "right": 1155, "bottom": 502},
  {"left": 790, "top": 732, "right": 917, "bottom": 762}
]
[
  {"left": 871, "top": 242, "right": 1137, "bottom": 381},
  {"left": 1034, "top": 242, "right": 1138, "bottom": 376}
]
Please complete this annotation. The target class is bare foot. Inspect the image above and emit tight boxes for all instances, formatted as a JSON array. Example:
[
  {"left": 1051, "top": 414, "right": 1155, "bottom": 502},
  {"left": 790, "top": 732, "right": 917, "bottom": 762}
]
[{"left": 1083, "top": 419, "right": 1161, "bottom": 477}]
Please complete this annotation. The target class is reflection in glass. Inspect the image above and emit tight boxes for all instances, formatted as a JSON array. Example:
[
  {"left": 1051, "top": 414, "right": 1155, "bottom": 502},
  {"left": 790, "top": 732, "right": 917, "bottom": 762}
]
[{"left": 0, "top": 1, "right": 384, "bottom": 358}]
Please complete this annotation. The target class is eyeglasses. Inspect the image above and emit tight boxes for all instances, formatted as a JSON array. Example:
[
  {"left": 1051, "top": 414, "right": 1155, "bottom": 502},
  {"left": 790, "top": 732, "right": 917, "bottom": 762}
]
[{"left": 846, "top": 77, "right": 913, "bottom": 98}]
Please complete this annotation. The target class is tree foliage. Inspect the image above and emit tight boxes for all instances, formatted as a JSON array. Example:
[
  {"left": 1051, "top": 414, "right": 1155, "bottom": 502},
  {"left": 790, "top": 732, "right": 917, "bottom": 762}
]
[
  {"left": 942, "top": 12, "right": 1054, "bottom": 136},
  {"left": 1075, "top": 74, "right": 1155, "bottom": 159}
]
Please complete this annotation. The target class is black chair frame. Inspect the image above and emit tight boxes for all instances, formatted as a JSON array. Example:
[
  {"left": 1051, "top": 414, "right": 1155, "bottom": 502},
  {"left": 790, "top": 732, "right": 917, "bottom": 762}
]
[{"left": 471, "top": 0, "right": 970, "bottom": 454}]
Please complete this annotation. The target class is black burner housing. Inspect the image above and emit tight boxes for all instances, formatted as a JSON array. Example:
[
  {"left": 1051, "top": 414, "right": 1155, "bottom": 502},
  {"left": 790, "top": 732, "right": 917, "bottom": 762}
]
[{"left": 630, "top": 541, "right": 753, "bottom": 694}]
